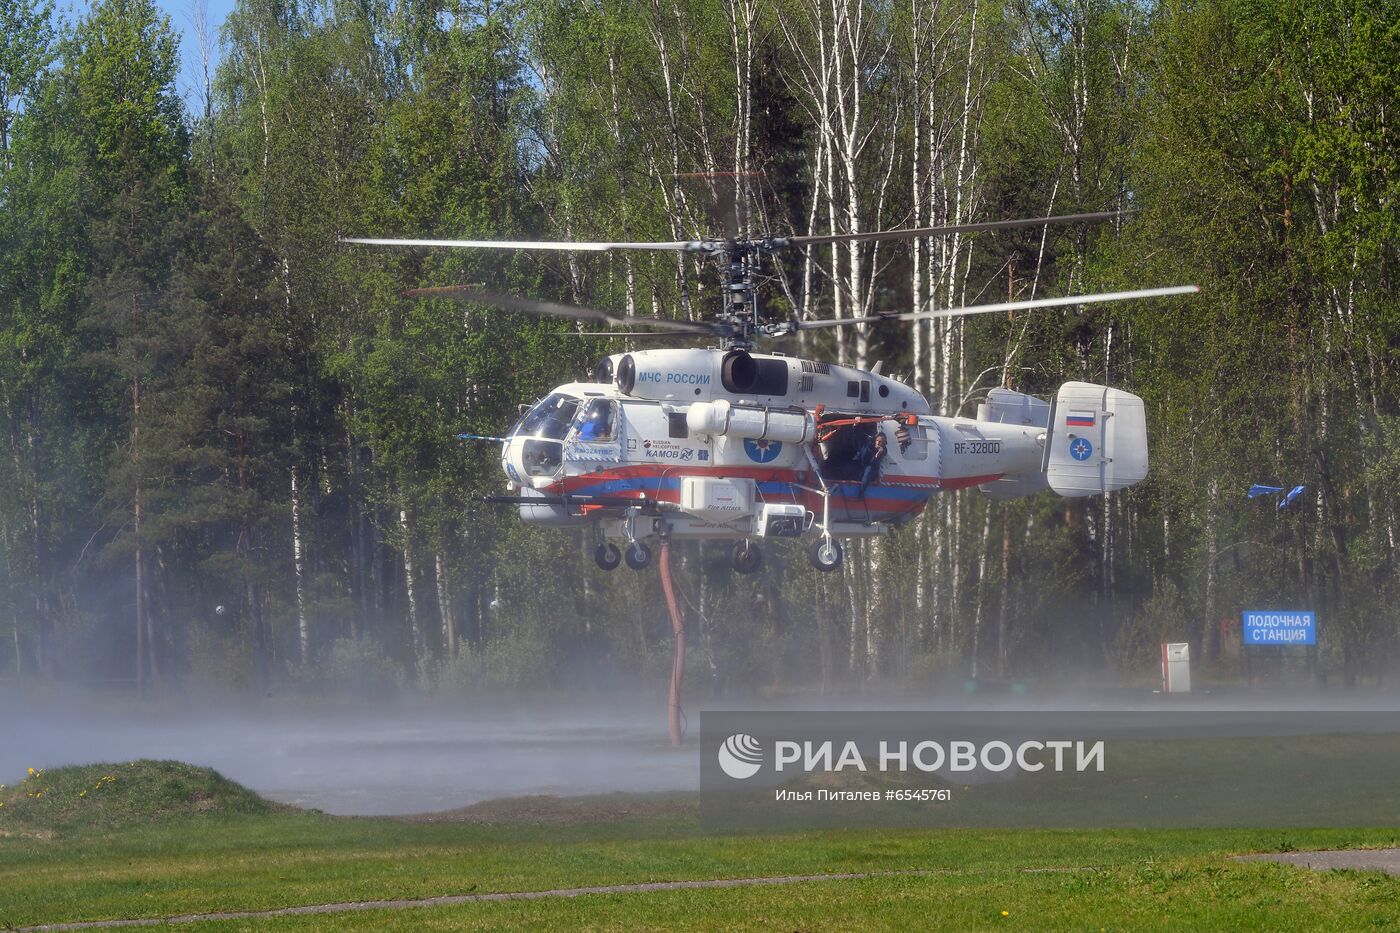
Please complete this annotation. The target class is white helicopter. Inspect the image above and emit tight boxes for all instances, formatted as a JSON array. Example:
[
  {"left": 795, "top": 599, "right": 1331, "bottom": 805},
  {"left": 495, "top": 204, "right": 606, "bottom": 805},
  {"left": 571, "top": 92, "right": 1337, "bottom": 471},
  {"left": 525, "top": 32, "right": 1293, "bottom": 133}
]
[{"left": 345, "top": 212, "right": 1196, "bottom": 574}]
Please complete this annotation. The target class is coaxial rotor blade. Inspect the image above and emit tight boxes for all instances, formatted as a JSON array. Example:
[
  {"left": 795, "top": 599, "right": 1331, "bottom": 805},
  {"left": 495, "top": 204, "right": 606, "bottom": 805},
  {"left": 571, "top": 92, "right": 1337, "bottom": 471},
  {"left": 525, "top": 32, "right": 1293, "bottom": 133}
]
[
  {"left": 544, "top": 331, "right": 697, "bottom": 338},
  {"left": 343, "top": 236, "right": 713, "bottom": 253},
  {"left": 344, "top": 210, "right": 1124, "bottom": 255},
  {"left": 782, "top": 210, "right": 1127, "bottom": 248},
  {"left": 404, "top": 285, "right": 719, "bottom": 335},
  {"left": 790, "top": 285, "right": 1200, "bottom": 331}
]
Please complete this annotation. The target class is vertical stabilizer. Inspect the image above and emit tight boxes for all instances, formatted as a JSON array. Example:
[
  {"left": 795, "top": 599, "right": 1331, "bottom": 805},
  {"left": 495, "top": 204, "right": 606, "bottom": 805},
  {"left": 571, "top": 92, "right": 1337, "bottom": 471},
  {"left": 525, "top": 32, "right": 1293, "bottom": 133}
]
[{"left": 1043, "top": 382, "right": 1149, "bottom": 497}]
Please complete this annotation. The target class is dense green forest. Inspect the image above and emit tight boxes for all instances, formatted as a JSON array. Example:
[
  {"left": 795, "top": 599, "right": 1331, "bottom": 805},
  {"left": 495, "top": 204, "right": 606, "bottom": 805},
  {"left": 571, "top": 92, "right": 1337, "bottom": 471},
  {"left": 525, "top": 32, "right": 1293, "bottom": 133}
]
[{"left": 0, "top": 0, "right": 1395, "bottom": 694}]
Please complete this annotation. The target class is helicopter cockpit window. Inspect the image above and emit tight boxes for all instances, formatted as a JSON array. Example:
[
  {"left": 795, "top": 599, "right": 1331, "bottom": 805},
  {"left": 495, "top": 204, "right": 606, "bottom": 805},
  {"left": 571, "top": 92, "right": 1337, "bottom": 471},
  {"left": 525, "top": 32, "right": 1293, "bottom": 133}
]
[
  {"left": 515, "top": 393, "right": 580, "bottom": 478},
  {"left": 900, "top": 424, "right": 928, "bottom": 461},
  {"left": 573, "top": 399, "right": 617, "bottom": 443},
  {"left": 521, "top": 439, "right": 563, "bottom": 477},
  {"left": 516, "top": 393, "right": 580, "bottom": 441}
]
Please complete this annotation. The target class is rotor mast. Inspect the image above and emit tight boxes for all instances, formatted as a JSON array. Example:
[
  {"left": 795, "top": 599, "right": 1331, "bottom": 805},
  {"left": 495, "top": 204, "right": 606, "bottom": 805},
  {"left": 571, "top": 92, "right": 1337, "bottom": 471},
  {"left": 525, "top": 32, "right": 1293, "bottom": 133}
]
[{"left": 720, "top": 240, "right": 758, "bottom": 350}]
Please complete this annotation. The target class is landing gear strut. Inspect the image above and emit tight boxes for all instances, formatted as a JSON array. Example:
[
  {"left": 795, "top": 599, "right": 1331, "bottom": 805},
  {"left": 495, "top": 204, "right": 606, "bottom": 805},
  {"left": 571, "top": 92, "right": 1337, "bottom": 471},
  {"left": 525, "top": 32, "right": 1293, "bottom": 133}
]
[
  {"left": 730, "top": 540, "right": 763, "bottom": 575},
  {"left": 809, "top": 537, "right": 843, "bottom": 572}
]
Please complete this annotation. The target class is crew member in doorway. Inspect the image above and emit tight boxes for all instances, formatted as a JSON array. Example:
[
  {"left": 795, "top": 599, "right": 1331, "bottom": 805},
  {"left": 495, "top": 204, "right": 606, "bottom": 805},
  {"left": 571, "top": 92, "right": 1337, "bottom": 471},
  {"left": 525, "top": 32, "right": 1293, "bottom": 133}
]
[{"left": 857, "top": 430, "right": 887, "bottom": 498}]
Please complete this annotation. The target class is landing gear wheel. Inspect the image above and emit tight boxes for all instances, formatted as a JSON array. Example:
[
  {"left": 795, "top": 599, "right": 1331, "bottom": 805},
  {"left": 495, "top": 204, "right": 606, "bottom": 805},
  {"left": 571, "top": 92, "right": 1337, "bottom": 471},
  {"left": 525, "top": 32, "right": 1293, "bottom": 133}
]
[
  {"left": 594, "top": 542, "right": 621, "bottom": 571},
  {"left": 624, "top": 542, "right": 652, "bottom": 571},
  {"left": 730, "top": 541, "right": 763, "bottom": 575},
  {"left": 809, "top": 538, "right": 843, "bottom": 572}
]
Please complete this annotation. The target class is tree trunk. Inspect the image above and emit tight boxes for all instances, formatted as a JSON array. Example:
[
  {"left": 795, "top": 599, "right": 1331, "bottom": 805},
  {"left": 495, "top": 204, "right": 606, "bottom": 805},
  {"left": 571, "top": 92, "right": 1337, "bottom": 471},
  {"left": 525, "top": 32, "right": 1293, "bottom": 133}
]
[
  {"left": 817, "top": 572, "right": 832, "bottom": 693},
  {"left": 997, "top": 507, "right": 1011, "bottom": 677},
  {"left": 844, "top": 545, "right": 862, "bottom": 679},
  {"left": 133, "top": 373, "right": 146, "bottom": 696},
  {"left": 910, "top": 0, "right": 926, "bottom": 395},
  {"left": 436, "top": 551, "right": 455, "bottom": 658},
  {"left": 1, "top": 515, "right": 18, "bottom": 675},
  {"left": 291, "top": 467, "right": 309, "bottom": 664},
  {"left": 1203, "top": 478, "right": 1218, "bottom": 662},
  {"left": 399, "top": 507, "right": 421, "bottom": 655},
  {"left": 970, "top": 502, "right": 992, "bottom": 679},
  {"left": 23, "top": 390, "right": 50, "bottom": 676},
  {"left": 865, "top": 538, "right": 882, "bottom": 678}
]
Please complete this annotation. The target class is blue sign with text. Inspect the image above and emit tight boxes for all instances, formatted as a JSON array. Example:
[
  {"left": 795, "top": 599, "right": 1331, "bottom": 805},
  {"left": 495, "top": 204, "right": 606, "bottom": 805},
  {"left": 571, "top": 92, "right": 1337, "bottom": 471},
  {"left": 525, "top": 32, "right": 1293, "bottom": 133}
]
[{"left": 1242, "top": 610, "right": 1316, "bottom": 646}]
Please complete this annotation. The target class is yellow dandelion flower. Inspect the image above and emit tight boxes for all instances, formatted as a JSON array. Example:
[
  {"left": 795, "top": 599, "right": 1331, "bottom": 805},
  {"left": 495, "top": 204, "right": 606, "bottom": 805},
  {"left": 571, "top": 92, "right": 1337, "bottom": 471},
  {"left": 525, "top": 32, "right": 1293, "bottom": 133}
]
[
  {"left": 1001, "top": 911, "right": 1009, "bottom": 918},
  {"left": 79, "top": 790, "right": 87, "bottom": 798},
  {"left": 27, "top": 768, "right": 36, "bottom": 777}
]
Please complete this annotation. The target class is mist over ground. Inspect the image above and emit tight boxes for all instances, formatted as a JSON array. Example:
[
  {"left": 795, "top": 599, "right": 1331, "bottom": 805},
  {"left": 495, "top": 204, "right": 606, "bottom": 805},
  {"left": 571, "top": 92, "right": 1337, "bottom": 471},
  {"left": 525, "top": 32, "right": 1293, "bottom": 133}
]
[
  {"left": 5, "top": 688, "right": 693, "bottom": 815},
  {"left": 8, "top": 682, "right": 1400, "bottom": 815}
]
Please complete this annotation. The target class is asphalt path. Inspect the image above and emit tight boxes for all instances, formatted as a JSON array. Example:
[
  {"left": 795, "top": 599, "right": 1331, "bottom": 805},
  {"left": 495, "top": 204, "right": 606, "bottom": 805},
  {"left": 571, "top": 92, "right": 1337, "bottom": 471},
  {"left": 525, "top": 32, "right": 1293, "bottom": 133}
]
[{"left": 1236, "top": 848, "right": 1400, "bottom": 875}]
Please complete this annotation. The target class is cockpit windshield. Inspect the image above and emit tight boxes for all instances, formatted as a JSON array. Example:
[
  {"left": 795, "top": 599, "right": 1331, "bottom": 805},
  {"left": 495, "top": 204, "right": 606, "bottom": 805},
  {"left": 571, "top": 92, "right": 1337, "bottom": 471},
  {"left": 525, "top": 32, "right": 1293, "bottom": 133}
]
[{"left": 515, "top": 393, "right": 579, "bottom": 440}]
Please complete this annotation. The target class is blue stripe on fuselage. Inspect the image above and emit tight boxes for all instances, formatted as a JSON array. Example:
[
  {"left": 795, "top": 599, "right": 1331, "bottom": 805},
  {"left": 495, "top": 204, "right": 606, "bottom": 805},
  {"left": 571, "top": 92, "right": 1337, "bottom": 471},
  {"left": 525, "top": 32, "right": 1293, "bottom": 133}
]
[
  {"left": 564, "top": 476, "right": 677, "bottom": 498},
  {"left": 562, "top": 474, "right": 932, "bottom": 505}
]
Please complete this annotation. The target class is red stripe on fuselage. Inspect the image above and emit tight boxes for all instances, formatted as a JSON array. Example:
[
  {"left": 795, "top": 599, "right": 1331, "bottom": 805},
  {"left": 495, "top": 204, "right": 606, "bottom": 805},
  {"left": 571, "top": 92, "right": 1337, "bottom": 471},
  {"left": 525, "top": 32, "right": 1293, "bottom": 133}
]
[{"left": 546, "top": 464, "right": 1003, "bottom": 523}]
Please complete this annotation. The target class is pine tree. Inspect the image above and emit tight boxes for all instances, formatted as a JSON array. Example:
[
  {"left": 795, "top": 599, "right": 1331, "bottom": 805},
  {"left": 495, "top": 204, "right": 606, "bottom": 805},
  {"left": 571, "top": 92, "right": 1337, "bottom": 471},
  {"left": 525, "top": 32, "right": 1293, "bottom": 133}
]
[{"left": 72, "top": 0, "right": 188, "bottom": 693}]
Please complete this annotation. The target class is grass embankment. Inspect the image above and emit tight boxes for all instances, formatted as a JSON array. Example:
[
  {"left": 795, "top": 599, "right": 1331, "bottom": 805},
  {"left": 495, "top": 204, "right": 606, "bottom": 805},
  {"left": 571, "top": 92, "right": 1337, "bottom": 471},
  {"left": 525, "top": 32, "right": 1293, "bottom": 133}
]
[
  {"left": 1, "top": 760, "right": 279, "bottom": 835},
  {"left": 1, "top": 761, "right": 1398, "bottom": 930}
]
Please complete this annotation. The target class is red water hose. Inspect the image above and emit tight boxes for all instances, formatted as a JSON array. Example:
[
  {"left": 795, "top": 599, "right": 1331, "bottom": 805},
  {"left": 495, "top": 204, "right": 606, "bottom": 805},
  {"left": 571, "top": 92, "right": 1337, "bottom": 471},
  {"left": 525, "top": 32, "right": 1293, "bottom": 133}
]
[{"left": 658, "top": 541, "right": 686, "bottom": 746}]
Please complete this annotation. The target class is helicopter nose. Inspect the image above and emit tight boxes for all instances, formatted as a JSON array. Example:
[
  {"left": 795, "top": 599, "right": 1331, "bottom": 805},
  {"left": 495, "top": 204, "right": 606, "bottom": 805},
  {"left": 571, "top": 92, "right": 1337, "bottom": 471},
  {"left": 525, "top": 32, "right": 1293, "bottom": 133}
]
[{"left": 501, "top": 437, "right": 523, "bottom": 486}]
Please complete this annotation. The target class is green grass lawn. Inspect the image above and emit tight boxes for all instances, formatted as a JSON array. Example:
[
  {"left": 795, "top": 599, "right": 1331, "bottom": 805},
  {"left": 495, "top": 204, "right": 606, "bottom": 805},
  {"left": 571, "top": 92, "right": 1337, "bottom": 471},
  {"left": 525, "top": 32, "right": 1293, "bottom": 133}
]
[{"left": 2, "top": 761, "right": 1398, "bottom": 930}]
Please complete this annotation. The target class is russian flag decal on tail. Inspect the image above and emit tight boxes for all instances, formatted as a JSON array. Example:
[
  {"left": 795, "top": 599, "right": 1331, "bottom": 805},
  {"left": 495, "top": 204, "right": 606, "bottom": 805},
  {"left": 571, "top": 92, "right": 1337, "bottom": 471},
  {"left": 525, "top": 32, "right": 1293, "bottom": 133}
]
[{"left": 1065, "top": 410, "right": 1096, "bottom": 427}]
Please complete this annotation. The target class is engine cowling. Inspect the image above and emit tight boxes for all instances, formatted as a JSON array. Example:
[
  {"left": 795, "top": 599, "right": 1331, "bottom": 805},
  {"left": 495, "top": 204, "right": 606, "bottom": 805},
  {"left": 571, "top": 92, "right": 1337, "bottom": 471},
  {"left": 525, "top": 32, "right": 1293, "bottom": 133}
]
[{"left": 686, "top": 400, "right": 811, "bottom": 443}]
